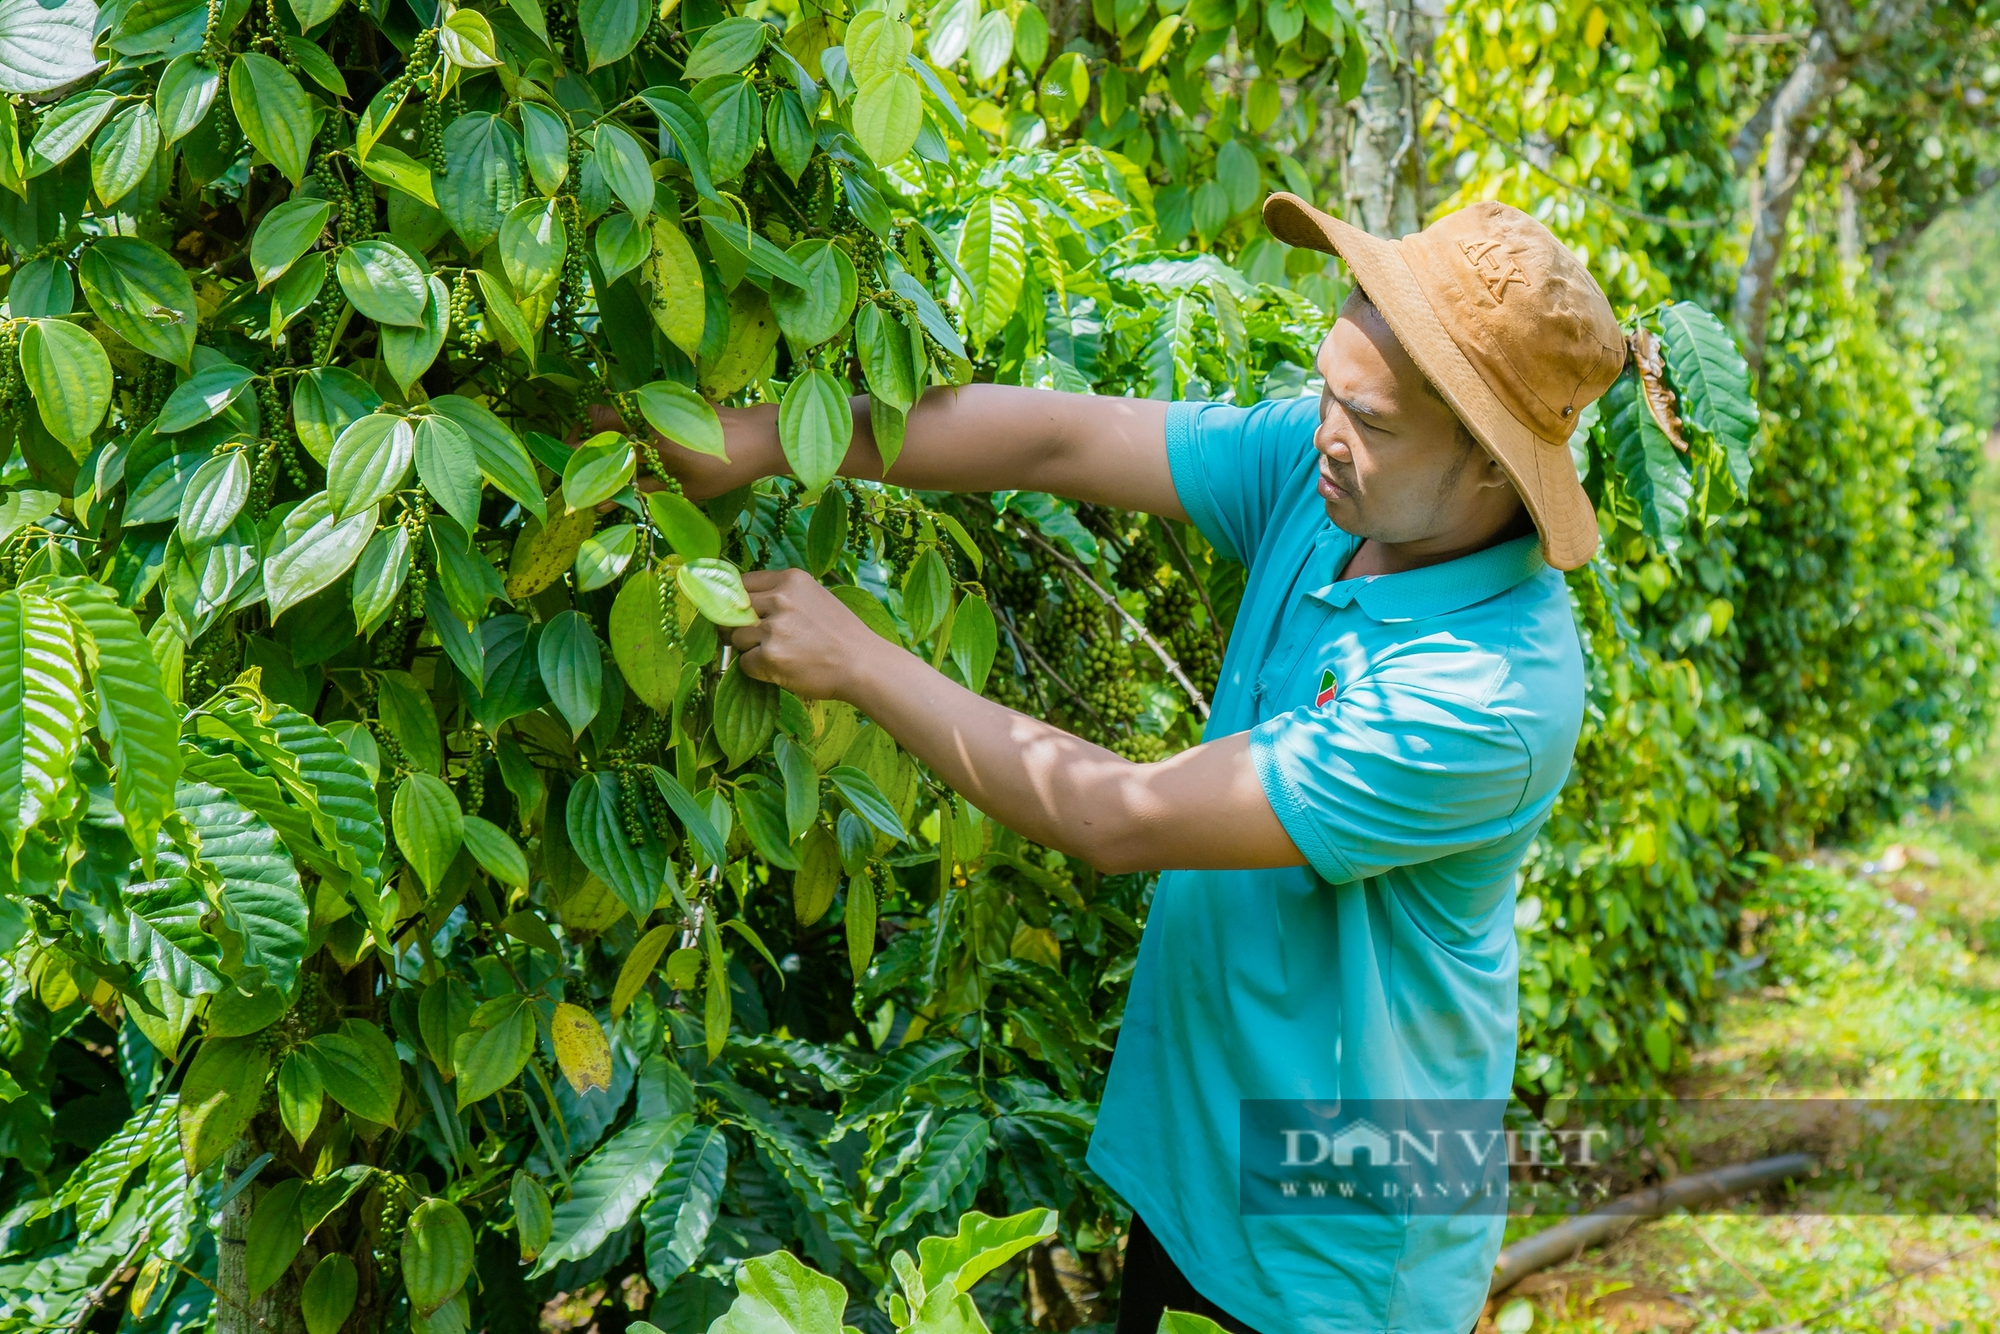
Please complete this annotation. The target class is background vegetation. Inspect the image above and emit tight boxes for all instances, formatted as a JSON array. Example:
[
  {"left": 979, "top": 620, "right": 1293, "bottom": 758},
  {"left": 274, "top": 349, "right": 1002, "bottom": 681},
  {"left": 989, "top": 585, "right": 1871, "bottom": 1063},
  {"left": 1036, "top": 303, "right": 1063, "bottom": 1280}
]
[{"left": 0, "top": 0, "right": 1995, "bottom": 1331}]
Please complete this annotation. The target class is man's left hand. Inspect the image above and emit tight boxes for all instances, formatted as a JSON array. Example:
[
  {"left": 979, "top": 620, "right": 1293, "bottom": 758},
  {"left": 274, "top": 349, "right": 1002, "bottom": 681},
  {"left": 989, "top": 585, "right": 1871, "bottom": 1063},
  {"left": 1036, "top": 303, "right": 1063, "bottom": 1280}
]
[{"left": 728, "top": 569, "right": 882, "bottom": 701}]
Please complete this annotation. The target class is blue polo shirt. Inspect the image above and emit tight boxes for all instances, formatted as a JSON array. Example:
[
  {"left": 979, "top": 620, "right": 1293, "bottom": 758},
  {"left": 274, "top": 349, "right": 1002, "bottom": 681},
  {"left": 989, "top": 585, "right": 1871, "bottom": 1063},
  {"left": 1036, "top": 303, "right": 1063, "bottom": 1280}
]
[{"left": 1086, "top": 397, "right": 1586, "bottom": 1333}]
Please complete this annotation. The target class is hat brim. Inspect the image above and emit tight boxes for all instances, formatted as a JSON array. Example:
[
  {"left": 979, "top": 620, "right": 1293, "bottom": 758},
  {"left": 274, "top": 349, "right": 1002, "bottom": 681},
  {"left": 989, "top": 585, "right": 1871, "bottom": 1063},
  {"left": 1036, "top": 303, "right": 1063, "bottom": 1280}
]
[{"left": 1263, "top": 192, "right": 1600, "bottom": 571}]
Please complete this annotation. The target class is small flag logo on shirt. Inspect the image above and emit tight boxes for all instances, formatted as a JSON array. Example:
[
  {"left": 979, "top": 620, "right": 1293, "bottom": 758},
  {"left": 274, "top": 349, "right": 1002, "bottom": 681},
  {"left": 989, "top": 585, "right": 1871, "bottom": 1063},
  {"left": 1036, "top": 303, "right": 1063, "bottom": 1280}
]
[{"left": 1316, "top": 668, "right": 1338, "bottom": 707}]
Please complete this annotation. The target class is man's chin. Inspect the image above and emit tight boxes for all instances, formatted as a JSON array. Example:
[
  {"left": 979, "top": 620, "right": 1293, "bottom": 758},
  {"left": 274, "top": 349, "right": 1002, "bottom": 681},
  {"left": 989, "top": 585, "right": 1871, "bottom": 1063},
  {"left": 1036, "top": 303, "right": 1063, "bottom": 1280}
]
[{"left": 1320, "top": 498, "right": 1362, "bottom": 534}]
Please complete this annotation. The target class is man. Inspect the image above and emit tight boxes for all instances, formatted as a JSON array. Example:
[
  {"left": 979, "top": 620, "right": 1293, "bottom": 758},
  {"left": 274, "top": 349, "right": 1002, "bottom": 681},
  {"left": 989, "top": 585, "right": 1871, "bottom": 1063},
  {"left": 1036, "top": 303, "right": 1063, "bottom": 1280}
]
[{"left": 646, "top": 195, "right": 1625, "bottom": 1333}]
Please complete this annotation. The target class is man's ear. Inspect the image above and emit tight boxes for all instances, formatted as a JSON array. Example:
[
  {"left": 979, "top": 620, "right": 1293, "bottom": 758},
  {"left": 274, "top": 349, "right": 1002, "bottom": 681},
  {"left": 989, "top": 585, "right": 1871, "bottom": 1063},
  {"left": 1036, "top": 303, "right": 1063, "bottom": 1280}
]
[{"left": 1475, "top": 450, "right": 1515, "bottom": 491}]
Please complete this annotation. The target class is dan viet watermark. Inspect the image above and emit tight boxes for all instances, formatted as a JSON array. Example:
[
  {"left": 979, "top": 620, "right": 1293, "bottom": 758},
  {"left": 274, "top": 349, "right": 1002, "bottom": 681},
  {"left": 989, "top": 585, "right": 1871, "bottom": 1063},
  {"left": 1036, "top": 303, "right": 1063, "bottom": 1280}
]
[{"left": 1238, "top": 1099, "right": 1998, "bottom": 1217}]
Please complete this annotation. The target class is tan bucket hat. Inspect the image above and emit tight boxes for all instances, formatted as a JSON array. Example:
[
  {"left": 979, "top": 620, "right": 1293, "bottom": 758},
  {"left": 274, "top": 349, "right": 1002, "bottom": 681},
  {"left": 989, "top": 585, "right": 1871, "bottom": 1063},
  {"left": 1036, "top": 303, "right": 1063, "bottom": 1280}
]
[{"left": 1262, "top": 193, "right": 1626, "bottom": 570}]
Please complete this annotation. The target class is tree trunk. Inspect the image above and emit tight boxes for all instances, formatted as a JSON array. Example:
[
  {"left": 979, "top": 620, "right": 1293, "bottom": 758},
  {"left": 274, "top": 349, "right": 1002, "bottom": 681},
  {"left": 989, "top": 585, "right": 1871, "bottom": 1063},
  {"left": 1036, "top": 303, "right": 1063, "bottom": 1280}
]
[
  {"left": 1343, "top": 0, "right": 1421, "bottom": 237},
  {"left": 1731, "top": 29, "right": 1845, "bottom": 378}
]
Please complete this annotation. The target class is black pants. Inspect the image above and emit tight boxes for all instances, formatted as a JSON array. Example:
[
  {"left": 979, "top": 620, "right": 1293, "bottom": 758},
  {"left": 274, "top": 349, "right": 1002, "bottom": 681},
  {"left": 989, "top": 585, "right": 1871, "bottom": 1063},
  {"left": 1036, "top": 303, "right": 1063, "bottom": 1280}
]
[{"left": 1114, "top": 1216, "right": 1264, "bottom": 1334}]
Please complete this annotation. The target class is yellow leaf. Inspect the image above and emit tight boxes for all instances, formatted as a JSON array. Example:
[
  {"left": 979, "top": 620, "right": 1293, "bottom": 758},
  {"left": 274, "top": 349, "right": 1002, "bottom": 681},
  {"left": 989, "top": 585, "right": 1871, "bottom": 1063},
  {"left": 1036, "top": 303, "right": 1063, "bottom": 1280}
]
[
  {"left": 1137, "top": 14, "right": 1180, "bottom": 71},
  {"left": 613, "top": 924, "right": 677, "bottom": 1018},
  {"left": 550, "top": 1002, "right": 612, "bottom": 1094},
  {"left": 505, "top": 505, "right": 597, "bottom": 600}
]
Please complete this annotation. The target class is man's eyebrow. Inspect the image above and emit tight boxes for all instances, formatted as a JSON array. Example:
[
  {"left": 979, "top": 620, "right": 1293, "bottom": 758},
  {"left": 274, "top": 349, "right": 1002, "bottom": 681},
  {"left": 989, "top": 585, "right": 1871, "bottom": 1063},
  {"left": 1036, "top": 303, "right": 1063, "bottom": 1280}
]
[{"left": 1333, "top": 393, "right": 1393, "bottom": 420}]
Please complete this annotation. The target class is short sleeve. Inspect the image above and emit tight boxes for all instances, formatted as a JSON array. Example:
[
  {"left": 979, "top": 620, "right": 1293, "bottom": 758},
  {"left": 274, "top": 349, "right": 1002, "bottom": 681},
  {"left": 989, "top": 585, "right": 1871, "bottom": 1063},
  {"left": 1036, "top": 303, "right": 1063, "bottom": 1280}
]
[
  {"left": 1249, "top": 682, "right": 1534, "bottom": 885},
  {"left": 1166, "top": 396, "right": 1321, "bottom": 565}
]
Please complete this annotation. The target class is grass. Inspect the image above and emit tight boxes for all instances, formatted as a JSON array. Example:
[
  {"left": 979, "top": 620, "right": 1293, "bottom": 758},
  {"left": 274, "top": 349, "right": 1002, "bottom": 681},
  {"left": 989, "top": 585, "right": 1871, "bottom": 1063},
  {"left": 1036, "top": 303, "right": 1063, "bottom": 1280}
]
[{"left": 1479, "top": 762, "right": 2000, "bottom": 1333}]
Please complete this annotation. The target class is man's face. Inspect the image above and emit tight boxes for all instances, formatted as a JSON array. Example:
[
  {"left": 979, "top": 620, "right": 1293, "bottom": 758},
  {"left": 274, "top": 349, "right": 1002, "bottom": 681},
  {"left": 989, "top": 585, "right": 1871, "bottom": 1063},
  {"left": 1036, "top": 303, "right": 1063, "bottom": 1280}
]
[{"left": 1313, "top": 292, "right": 1514, "bottom": 546}]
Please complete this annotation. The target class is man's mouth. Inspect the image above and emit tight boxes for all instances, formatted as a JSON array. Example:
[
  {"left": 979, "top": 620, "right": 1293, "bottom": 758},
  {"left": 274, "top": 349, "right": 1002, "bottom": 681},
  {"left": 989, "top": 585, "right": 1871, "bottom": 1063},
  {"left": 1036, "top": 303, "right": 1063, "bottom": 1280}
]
[{"left": 1318, "top": 463, "right": 1350, "bottom": 502}]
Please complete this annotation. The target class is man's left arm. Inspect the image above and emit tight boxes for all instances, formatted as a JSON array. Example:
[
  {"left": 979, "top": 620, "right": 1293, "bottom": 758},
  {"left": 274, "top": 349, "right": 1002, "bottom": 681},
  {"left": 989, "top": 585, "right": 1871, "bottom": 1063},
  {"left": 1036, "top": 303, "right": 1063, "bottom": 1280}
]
[{"left": 729, "top": 570, "right": 1305, "bottom": 875}]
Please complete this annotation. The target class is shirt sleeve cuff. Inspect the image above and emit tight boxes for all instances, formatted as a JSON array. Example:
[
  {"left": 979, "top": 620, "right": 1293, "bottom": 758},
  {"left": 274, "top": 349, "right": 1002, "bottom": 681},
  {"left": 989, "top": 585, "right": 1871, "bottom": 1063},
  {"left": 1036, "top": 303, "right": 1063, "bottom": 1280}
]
[
  {"left": 1165, "top": 401, "right": 1241, "bottom": 564},
  {"left": 1250, "top": 721, "right": 1360, "bottom": 886}
]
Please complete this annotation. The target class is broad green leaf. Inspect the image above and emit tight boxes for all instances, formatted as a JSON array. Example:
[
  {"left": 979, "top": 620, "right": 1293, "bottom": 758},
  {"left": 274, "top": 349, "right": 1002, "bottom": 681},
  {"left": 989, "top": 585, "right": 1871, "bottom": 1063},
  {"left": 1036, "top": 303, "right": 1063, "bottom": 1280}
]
[
  {"left": 845, "top": 864, "right": 875, "bottom": 977},
  {"left": 251, "top": 198, "right": 332, "bottom": 289},
  {"left": 1659, "top": 301, "right": 1758, "bottom": 496},
  {"left": 0, "top": 0, "right": 102, "bottom": 95},
  {"left": 0, "top": 490, "right": 59, "bottom": 547},
  {"left": 574, "top": 522, "right": 636, "bottom": 591},
  {"left": 512, "top": 1172, "right": 553, "bottom": 1262},
  {"left": 27, "top": 91, "right": 116, "bottom": 171},
  {"left": 414, "top": 414, "right": 482, "bottom": 533},
  {"left": 646, "top": 490, "right": 721, "bottom": 561},
  {"left": 792, "top": 824, "right": 838, "bottom": 924},
  {"left": 229, "top": 53, "right": 315, "bottom": 186},
  {"left": 774, "top": 734, "right": 818, "bottom": 841},
  {"left": 1157, "top": 1313, "right": 1231, "bottom": 1333},
  {"left": 453, "top": 993, "right": 536, "bottom": 1106},
  {"left": 308, "top": 1019, "right": 402, "bottom": 1124},
  {"left": 110, "top": 875, "right": 223, "bottom": 996},
  {"left": 178, "top": 779, "right": 309, "bottom": 991},
  {"left": 778, "top": 368, "right": 853, "bottom": 493},
  {"left": 538, "top": 609, "right": 602, "bottom": 736},
  {"left": 683, "top": 15, "right": 768, "bottom": 79},
  {"left": 289, "top": 0, "right": 344, "bottom": 29},
  {"left": 499, "top": 196, "right": 566, "bottom": 296},
  {"left": 91, "top": 103, "right": 160, "bottom": 208},
  {"left": 846, "top": 9, "right": 911, "bottom": 82},
  {"left": 266, "top": 491, "right": 379, "bottom": 620},
  {"left": 1603, "top": 368, "right": 1693, "bottom": 557},
  {"left": 771, "top": 240, "right": 858, "bottom": 349},
  {"left": 579, "top": 0, "right": 647, "bottom": 69},
  {"left": 0, "top": 590, "right": 82, "bottom": 853},
  {"left": 916, "top": 1208, "right": 1057, "bottom": 1296},
  {"left": 394, "top": 772, "right": 464, "bottom": 892},
  {"left": 828, "top": 764, "right": 906, "bottom": 841},
  {"left": 853, "top": 70, "right": 922, "bottom": 166},
  {"left": 178, "top": 1035, "right": 271, "bottom": 1173},
  {"left": 519, "top": 100, "right": 570, "bottom": 195},
  {"left": 419, "top": 976, "right": 476, "bottom": 1071},
  {"left": 533, "top": 1113, "right": 691, "bottom": 1277},
  {"left": 462, "top": 814, "right": 528, "bottom": 886},
  {"left": 247, "top": 1178, "right": 306, "bottom": 1297},
  {"left": 613, "top": 924, "right": 675, "bottom": 1017},
  {"left": 856, "top": 301, "right": 918, "bottom": 412},
  {"left": 677, "top": 556, "right": 757, "bottom": 626},
  {"left": 647, "top": 217, "right": 708, "bottom": 357},
  {"left": 352, "top": 523, "right": 410, "bottom": 635},
  {"left": 327, "top": 412, "right": 414, "bottom": 520},
  {"left": 157, "top": 362, "right": 253, "bottom": 432},
  {"left": 278, "top": 1051, "right": 322, "bottom": 1147},
  {"left": 714, "top": 660, "right": 776, "bottom": 768},
  {"left": 956, "top": 193, "right": 1026, "bottom": 351},
  {"left": 567, "top": 769, "right": 667, "bottom": 922},
  {"left": 358, "top": 142, "right": 437, "bottom": 205},
  {"left": 292, "top": 366, "right": 382, "bottom": 465},
  {"left": 463, "top": 615, "right": 547, "bottom": 729},
  {"left": 634, "top": 380, "right": 726, "bottom": 461},
  {"left": 746, "top": 94, "right": 806, "bottom": 193},
  {"left": 302, "top": 1256, "right": 358, "bottom": 1334},
  {"left": 879, "top": 1112, "right": 990, "bottom": 1236},
  {"left": 176, "top": 450, "right": 251, "bottom": 550},
  {"left": 435, "top": 112, "right": 524, "bottom": 255},
  {"left": 473, "top": 267, "right": 540, "bottom": 371},
  {"left": 561, "top": 431, "right": 634, "bottom": 513},
  {"left": 901, "top": 547, "right": 950, "bottom": 641},
  {"left": 695, "top": 77, "right": 761, "bottom": 183},
  {"left": 337, "top": 238, "right": 428, "bottom": 327},
  {"left": 607, "top": 569, "right": 682, "bottom": 714},
  {"left": 45, "top": 580, "right": 178, "bottom": 860},
  {"left": 7, "top": 257, "right": 71, "bottom": 318},
  {"left": 641, "top": 1123, "right": 729, "bottom": 1287},
  {"left": 18, "top": 318, "right": 110, "bottom": 455},
  {"left": 707, "top": 1249, "right": 849, "bottom": 1334},
  {"left": 967, "top": 8, "right": 1012, "bottom": 81},
  {"left": 593, "top": 120, "right": 653, "bottom": 223},
  {"left": 382, "top": 274, "right": 449, "bottom": 393},
  {"left": 80, "top": 235, "right": 197, "bottom": 367},
  {"left": 440, "top": 7, "right": 501, "bottom": 66},
  {"left": 948, "top": 593, "right": 997, "bottom": 692},
  {"left": 403, "top": 1198, "right": 473, "bottom": 1317},
  {"left": 283, "top": 36, "right": 347, "bottom": 95},
  {"left": 376, "top": 669, "right": 441, "bottom": 773},
  {"left": 595, "top": 211, "right": 651, "bottom": 285},
  {"left": 429, "top": 395, "right": 545, "bottom": 522}
]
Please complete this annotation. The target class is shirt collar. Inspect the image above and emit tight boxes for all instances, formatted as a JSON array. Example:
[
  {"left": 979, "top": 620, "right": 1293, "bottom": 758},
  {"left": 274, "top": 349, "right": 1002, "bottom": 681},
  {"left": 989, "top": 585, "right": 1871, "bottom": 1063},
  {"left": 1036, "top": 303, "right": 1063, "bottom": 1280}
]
[{"left": 1307, "top": 532, "right": 1548, "bottom": 623}]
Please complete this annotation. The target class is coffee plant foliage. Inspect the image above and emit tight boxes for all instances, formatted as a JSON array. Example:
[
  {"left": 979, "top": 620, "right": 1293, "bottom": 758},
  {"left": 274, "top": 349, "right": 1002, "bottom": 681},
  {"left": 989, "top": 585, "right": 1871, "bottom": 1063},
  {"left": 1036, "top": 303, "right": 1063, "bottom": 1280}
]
[{"left": 0, "top": 0, "right": 1968, "bottom": 1327}]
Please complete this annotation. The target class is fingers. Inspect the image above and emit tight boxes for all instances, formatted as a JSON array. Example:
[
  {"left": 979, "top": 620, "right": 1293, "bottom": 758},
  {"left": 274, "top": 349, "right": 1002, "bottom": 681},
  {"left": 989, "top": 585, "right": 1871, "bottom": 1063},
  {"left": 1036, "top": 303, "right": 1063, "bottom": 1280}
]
[
  {"left": 728, "top": 622, "right": 771, "bottom": 653},
  {"left": 741, "top": 569, "right": 790, "bottom": 592},
  {"left": 586, "top": 403, "right": 627, "bottom": 434}
]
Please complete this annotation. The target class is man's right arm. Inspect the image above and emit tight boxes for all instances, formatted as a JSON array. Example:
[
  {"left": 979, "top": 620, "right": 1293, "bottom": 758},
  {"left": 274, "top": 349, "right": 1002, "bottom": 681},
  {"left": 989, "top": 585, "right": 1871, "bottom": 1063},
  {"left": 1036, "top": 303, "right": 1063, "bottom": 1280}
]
[{"left": 651, "top": 385, "right": 1186, "bottom": 521}]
